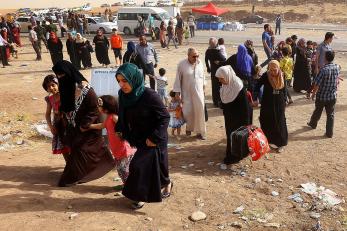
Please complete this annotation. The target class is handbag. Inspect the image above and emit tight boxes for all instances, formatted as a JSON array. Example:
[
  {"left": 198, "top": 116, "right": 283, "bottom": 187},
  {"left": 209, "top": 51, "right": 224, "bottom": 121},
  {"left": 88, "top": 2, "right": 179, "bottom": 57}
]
[{"left": 247, "top": 125, "right": 270, "bottom": 161}]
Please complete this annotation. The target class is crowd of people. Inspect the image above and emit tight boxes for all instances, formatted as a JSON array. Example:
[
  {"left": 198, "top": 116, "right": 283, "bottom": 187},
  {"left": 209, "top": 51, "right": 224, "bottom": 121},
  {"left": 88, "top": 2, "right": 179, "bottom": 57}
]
[{"left": 1, "top": 10, "right": 341, "bottom": 210}]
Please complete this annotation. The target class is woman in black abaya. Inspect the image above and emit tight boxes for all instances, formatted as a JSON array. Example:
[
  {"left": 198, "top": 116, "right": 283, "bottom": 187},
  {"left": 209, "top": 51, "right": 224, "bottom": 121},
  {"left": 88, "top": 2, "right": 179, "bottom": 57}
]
[
  {"left": 93, "top": 29, "right": 110, "bottom": 67},
  {"left": 52, "top": 60, "right": 114, "bottom": 187},
  {"left": 293, "top": 38, "right": 311, "bottom": 93},
  {"left": 116, "top": 63, "right": 171, "bottom": 209},
  {"left": 215, "top": 65, "right": 252, "bottom": 164},
  {"left": 255, "top": 60, "right": 288, "bottom": 153},
  {"left": 47, "top": 32, "right": 63, "bottom": 65}
]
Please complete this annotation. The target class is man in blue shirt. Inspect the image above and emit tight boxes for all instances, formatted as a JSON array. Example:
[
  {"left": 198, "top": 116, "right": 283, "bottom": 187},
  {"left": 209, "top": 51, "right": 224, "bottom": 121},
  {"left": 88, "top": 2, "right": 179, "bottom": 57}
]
[
  {"left": 315, "top": 32, "right": 334, "bottom": 75},
  {"left": 307, "top": 51, "right": 340, "bottom": 138},
  {"left": 262, "top": 24, "right": 273, "bottom": 59},
  {"left": 136, "top": 35, "right": 158, "bottom": 89}
]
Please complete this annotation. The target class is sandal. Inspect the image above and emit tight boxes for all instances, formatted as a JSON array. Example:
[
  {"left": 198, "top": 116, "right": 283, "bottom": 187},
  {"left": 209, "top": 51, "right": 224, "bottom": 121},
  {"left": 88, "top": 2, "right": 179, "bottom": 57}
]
[
  {"left": 162, "top": 182, "right": 173, "bottom": 199},
  {"left": 131, "top": 201, "right": 145, "bottom": 210}
]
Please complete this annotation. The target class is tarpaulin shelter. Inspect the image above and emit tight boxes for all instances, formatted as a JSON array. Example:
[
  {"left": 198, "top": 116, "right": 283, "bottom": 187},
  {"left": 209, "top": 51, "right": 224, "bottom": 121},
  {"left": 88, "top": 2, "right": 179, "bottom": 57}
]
[{"left": 192, "top": 2, "right": 229, "bottom": 16}]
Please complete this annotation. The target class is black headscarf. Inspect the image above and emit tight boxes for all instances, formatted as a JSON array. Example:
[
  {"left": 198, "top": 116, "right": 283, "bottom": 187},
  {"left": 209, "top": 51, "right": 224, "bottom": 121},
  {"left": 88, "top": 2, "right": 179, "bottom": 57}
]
[{"left": 52, "top": 60, "right": 87, "bottom": 112}]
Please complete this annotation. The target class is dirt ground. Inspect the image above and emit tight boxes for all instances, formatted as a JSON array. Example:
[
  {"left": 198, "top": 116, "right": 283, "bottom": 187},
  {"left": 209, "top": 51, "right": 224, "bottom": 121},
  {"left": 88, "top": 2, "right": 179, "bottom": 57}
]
[{"left": 0, "top": 26, "right": 347, "bottom": 230}]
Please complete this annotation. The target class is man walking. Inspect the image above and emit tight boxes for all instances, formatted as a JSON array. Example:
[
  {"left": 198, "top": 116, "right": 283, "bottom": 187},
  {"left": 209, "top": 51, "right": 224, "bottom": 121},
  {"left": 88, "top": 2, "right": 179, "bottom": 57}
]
[
  {"left": 136, "top": 35, "right": 158, "bottom": 89},
  {"left": 315, "top": 32, "right": 334, "bottom": 75},
  {"left": 307, "top": 51, "right": 340, "bottom": 138},
  {"left": 275, "top": 14, "right": 282, "bottom": 35},
  {"left": 187, "top": 12, "right": 195, "bottom": 38},
  {"left": 205, "top": 37, "right": 225, "bottom": 107},
  {"left": 28, "top": 25, "right": 41, "bottom": 61},
  {"left": 262, "top": 24, "right": 273, "bottom": 59},
  {"left": 173, "top": 48, "right": 206, "bottom": 140},
  {"left": 175, "top": 14, "right": 184, "bottom": 45}
]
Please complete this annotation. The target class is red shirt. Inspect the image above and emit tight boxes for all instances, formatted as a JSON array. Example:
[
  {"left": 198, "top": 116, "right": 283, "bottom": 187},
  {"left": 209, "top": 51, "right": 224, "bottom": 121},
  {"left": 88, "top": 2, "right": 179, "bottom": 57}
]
[{"left": 104, "top": 114, "right": 135, "bottom": 159}]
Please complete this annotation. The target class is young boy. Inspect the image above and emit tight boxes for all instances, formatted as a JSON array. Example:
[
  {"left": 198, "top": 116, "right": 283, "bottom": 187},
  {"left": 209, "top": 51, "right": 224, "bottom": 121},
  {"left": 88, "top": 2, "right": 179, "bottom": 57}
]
[
  {"left": 218, "top": 38, "right": 227, "bottom": 59},
  {"left": 110, "top": 28, "right": 123, "bottom": 67},
  {"left": 280, "top": 46, "right": 294, "bottom": 105},
  {"left": 151, "top": 68, "right": 168, "bottom": 106}
]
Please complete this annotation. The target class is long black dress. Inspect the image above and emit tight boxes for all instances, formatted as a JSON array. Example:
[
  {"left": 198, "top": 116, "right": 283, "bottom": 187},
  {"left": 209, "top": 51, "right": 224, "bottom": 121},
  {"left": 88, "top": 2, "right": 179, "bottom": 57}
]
[
  {"left": 76, "top": 41, "right": 92, "bottom": 68},
  {"left": 223, "top": 88, "right": 252, "bottom": 164},
  {"left": 47, "top": 39, "right": 63, "bottom": 65},
  {"left": 123, "top": 51, "right": 150, "bottom": 74},
  {"left": 205, "top": 48, "right": 226, "bottom": 106},
  {"left": 58, "top": 87, "right": 115, "bottom": 186},
  {"left": 93, "top": 35, "right": 110, "bottom": 65},
  {"left": 119, "top": 88, "right": 170, "bottom": 202},
  {"left": 255, "top": 73, "right": 288, "bottom": 147},
  {"left": 66, "top": 39, "right": 81, "bottom": 70},
  {"left": 293, "top": 47, "right": 311, "bottom": 92}
]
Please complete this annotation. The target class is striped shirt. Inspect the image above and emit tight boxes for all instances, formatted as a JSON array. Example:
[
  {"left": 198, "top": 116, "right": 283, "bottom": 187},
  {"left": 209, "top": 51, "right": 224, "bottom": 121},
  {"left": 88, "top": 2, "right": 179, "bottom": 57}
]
[{"left": 314, "top": 63, "right": 340, "bottom": 101}]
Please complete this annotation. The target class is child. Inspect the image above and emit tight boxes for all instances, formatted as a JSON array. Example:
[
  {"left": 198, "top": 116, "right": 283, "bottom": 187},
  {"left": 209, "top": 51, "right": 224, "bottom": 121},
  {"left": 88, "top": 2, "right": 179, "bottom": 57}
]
[
  {"left": 168, "top": 91, "right": 185, "bottom": 138},
  {"left": 42, "top": 75, "right": 70, "bottom": 161},
  {"left": 151, "top": 68, "right": 169, "bottom": 106},
  {"left": 279, "top": 47, "right": 294, "bottom": 105},
  {"left": 110, "top": 28, "right": 123, "bottom": 67},
  {"left": 218, "top": 38, "right": 227, "bottom": 59},
  {"left": 183, "top": 26, "right": 190, "bottom": 45},
  {"left": 9, "top": 43, "right": 18, "bottom": 59},
  {"left": 85, "top": 95, "right": 136, "bottom": 185}
]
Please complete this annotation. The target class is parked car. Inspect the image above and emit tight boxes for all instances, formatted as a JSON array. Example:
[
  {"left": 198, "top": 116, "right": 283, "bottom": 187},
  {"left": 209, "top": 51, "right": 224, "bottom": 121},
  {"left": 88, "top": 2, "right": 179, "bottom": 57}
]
[
  {"left": 111, "top": 2, "right": 123, "bottom": 6},
  {"left": 196, "top": 15, "right": 222, "bottom": 23},
  {"left": 86, "top": 17, "right": 118, "bottom": 33},
  {"left": 16, "top": 17, "right": 32, "bottom": 32},
  {"left": 101, "top": 3, "right": 111, "bottom": 8},
  {"left": 239, "top": 15, "right": 264, "bottom": 24}
]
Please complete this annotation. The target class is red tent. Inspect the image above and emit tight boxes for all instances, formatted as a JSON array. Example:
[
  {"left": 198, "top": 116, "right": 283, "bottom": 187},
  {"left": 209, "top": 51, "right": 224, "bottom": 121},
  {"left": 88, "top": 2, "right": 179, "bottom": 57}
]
[{"left": 192, "top": 3, "right": 229, "bottom": 16}]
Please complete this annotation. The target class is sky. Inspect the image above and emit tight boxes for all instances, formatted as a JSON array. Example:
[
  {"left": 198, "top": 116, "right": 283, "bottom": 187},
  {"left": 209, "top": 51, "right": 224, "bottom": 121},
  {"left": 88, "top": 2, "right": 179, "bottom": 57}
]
[{"left": 0, "top": 0, "right": 143, "bottom": 9}]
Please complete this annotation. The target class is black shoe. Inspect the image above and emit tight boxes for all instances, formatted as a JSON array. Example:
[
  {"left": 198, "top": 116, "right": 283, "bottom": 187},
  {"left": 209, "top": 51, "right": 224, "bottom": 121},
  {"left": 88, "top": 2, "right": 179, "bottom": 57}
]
[
  {"left": 324, "top": 133, "right": 333, "bottom": 138},
  {"left": 307, "top": 122, "right": 316, "bottom": 129}
]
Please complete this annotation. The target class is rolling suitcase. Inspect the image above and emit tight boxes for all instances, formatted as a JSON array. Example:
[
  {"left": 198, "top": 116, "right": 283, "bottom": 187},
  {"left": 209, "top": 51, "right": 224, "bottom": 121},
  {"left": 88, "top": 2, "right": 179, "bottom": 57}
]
[{"left": 230, "top": 126, "right": 250, "bottom": 162}]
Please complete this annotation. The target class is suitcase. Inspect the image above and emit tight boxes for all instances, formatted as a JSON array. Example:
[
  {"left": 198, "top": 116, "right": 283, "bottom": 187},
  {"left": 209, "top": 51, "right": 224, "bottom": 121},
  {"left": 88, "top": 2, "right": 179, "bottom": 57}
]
[{"left": 230, "top": 126, "right": 250, "bottom": 161}]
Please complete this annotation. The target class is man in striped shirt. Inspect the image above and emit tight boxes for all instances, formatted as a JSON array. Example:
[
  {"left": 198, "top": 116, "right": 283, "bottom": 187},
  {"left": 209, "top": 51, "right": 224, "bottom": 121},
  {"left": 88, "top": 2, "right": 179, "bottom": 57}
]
[{"left": 307, "top": 50, "right": 340, "bottom": 138}]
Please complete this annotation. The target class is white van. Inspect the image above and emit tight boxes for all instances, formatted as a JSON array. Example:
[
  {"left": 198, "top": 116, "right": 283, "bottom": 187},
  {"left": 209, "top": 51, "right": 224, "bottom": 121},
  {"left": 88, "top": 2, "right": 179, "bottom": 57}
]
[{"left": 117, "top": 7, "right": 171, "bottom": 36}]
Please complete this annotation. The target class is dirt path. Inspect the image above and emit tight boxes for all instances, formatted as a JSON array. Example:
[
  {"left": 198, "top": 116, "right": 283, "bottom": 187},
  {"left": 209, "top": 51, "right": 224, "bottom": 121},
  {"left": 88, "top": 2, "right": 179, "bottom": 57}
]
[{"left": 0, "top": 28, "right": 346, "bottom": 230}]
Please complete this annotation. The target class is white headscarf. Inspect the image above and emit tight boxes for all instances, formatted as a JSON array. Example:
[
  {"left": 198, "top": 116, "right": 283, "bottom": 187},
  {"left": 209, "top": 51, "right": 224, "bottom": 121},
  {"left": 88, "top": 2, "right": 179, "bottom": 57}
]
[{"left": 215, "top": 66, "right": 243, "bottom": 104}]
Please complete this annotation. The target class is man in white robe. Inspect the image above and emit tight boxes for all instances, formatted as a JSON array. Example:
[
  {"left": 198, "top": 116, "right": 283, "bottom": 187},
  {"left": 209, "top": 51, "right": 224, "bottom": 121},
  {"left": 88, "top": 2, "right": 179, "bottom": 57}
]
[{"left": 173, "top": 48, "right": 206, "bottom": 140}]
